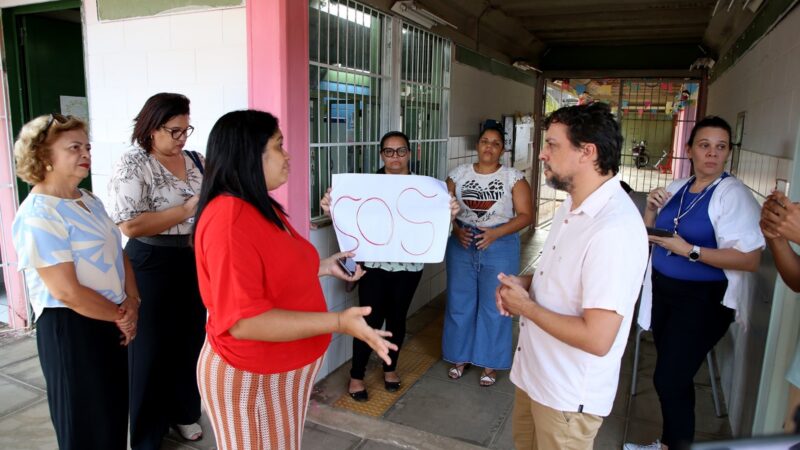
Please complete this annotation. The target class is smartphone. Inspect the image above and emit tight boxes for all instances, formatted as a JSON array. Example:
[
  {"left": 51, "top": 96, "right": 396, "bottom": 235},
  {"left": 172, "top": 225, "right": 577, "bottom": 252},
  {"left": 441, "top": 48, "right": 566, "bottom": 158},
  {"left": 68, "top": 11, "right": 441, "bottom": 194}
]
[
  {"left": 776, "top": 178, "right": 790, "bottom": 195},
  {"left": 646, "top": 227, "right": 673, "bottom": 238},
  {"left": 337, "top": 257, "right": 357, "bottom": 276}
]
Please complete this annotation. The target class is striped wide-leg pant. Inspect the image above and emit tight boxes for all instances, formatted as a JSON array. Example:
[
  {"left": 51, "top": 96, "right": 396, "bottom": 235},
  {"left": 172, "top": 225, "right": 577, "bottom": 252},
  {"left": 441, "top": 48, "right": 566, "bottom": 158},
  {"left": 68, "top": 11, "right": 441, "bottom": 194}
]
[{"left": 197, "top": 341, "right": 322, "bottom": 450}]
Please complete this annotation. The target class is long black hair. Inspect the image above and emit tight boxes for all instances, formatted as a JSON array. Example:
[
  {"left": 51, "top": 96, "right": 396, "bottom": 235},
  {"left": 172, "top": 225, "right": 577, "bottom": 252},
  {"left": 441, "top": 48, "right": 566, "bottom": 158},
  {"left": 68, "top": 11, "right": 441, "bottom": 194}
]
[{"left": 194, "top": 110, "right": 287, "bottom": 232}]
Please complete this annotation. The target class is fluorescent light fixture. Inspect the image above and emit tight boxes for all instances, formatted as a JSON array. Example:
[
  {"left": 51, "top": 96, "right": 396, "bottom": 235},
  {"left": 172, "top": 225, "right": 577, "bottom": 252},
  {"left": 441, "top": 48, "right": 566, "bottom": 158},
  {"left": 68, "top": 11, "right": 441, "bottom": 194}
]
[
  {"left": 512, "top": 61, "right": 542, "bottom": 73},
  {"left": 391, "top": 1, "right": 456, "bottom": 29},
  {"left": 313, "top": 0, "right": 372, "bottom": 28}
]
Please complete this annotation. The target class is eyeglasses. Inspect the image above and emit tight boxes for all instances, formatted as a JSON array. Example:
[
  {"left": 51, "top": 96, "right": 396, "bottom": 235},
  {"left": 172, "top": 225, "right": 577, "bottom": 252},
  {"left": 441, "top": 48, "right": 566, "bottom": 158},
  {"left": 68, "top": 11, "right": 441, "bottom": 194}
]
[
  {"left": 161, "top": 125, "right": 194, "bottom": 140},
  {"left": 380, "top": 146, "right": 409, "bottom": 157},
  {"left": 37, "top": 113, "right": 72, "bottom": 144}
]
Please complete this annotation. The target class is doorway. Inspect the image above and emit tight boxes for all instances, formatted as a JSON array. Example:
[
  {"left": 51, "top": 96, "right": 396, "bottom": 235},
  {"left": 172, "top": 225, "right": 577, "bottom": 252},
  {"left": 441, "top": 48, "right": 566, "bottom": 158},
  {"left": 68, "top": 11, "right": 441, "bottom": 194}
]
[{"left": 0, "top": 0, "right": 88, "bottom": 327}]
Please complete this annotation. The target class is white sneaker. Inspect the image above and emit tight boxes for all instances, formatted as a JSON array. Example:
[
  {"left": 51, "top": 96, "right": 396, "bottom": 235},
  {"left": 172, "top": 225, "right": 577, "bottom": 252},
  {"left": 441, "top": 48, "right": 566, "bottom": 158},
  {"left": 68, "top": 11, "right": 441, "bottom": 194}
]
[{"left": 623, "top": 441, "right": 662, "bottom": 450}]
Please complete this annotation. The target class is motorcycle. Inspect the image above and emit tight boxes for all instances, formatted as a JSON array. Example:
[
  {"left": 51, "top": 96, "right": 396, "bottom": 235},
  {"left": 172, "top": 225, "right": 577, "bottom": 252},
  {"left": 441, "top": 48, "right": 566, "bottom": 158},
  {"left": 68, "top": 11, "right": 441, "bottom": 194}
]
[{"left": 631, "top": 140, "right": 649, "bottom": 169}]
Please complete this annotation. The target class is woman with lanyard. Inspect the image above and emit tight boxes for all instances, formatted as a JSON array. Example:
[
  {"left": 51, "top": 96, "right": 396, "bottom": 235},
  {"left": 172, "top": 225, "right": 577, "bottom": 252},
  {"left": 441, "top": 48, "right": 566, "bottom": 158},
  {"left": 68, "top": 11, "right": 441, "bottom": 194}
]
[
  {"left": 109, "top": 93, "right": 206, "bottom": 447},
  {"left": 625, "top": 116, "right": 764, "bottom": 450}
]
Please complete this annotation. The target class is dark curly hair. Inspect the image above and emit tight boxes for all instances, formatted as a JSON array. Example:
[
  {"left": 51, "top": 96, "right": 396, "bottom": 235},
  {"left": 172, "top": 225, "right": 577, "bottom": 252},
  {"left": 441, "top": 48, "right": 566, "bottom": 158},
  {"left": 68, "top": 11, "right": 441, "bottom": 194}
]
[{"left": 544, "top": 102, "right": 622, "bottom": 176}]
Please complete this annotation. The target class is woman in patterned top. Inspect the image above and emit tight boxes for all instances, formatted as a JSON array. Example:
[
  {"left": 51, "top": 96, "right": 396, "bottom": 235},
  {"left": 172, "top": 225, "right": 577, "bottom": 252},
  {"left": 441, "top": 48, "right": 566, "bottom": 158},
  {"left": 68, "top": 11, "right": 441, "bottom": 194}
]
[
  {"left": 108, "top": 93, "right": 205, "bottom": 447},
  {"left": 11, "top": 114, "right": 139, "bottom": 450},
  {"left": 320, "top": 131, "right": 459, "bottom": 402},
  {"left": 443, "top": 123, "right": 532, "bottom": 387}
]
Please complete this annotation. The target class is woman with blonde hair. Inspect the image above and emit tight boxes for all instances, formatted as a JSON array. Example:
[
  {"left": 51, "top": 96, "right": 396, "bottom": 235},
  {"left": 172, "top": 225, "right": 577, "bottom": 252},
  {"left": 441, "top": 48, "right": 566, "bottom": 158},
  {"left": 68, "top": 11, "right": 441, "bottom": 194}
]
[{"left": 12, "top": 114, "right": 139, "bottom": 449}]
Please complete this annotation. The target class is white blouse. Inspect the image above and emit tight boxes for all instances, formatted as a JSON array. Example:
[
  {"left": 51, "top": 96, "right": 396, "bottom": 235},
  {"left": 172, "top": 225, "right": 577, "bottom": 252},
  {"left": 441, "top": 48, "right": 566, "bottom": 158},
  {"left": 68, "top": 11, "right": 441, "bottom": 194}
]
[
  {"left": 12, "top": 190, "right": 126, "bottom": 319},
  {"left": 449, "top": 164, "right": 525, "bottom": 228},
  {"left": 108, "top": 148, "right": 204, "bottom": 235},
  {"left": 638, "top": 175, "right": 765, "bottom": 330}
]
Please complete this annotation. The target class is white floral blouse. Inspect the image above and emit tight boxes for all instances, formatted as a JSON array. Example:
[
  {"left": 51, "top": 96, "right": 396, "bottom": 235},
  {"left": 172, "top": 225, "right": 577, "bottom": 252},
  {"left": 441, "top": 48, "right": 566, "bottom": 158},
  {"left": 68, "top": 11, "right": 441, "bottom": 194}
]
[{"left": 108, "top": 147, "right": 204, "bottom": 235}]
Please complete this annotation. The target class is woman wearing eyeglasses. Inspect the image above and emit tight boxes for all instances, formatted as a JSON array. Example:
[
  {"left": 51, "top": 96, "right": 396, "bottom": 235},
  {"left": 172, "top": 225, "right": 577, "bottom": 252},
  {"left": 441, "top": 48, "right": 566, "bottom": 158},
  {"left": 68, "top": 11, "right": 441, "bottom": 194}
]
[
  {"left": 320, "top": 131, "right": 459, "bottom": 401},
  {"left": 109, "top": 93, "right": 206, "bottom": 447},
  {"left": 625, "top": 117, "right": 764, "bottom": 450},
  {"left": 11, "top": 114, "right": 137, "bottom": 449},
  {"left": 443, "top": 123, "right": 532, "bottom": 387}
]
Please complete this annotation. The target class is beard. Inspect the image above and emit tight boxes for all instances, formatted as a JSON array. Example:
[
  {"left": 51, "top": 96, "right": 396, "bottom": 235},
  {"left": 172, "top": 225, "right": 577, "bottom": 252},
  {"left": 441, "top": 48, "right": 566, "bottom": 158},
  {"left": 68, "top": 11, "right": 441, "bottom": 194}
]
[{"left": 545, "top": 169, "right": 573, "bottom": 192}]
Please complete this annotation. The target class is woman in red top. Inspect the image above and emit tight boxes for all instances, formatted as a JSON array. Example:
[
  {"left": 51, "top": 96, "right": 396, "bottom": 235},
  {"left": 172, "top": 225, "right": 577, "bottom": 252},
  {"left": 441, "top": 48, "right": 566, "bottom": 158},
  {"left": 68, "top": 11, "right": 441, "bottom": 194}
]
[{"left": 194, "top": 110, "right": 396, "bottom": 450}]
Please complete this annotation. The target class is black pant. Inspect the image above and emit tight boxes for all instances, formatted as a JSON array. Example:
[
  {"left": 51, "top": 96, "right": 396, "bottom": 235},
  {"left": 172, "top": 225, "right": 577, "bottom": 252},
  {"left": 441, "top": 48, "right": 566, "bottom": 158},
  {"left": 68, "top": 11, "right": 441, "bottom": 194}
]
[
  {"left": 350, "top": 268, "right": 423, "bottom": 380},
  {"left": 126, "top": 239, "right": 207, "bottom": 450},
  {"left": 37, "top": 308, "right": 128, "bottom": 450},
  {"left": 651, "top": 269, "right": 733, "bottom": 449}
]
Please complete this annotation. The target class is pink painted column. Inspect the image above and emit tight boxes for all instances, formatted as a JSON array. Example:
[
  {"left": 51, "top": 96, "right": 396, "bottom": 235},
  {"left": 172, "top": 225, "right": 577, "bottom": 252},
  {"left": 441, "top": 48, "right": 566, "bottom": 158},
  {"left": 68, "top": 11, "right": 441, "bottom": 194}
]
[
  {"left": 0, "top": 34, "right": 30, "bottom": 328},
  {"left": 247, "top": 0, "right": 310, "bottom": 237}
]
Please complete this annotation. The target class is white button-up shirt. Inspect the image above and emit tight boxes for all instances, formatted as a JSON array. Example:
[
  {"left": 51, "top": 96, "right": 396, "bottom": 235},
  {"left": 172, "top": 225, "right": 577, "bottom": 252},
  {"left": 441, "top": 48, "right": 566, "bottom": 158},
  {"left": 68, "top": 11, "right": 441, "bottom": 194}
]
[{"left": 510, "top": 176, "right": 648, "bottom": 416}]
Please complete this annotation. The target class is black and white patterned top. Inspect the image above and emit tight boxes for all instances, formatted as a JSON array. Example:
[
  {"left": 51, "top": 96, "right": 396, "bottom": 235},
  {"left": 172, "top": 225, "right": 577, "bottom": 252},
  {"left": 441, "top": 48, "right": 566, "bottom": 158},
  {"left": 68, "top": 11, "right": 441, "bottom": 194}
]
[
  {"left": 108, "top": 147, "right": 204, "bottom": 235},
  {"left": 449, "top": 163, "right": 524, "bottom": 227}
]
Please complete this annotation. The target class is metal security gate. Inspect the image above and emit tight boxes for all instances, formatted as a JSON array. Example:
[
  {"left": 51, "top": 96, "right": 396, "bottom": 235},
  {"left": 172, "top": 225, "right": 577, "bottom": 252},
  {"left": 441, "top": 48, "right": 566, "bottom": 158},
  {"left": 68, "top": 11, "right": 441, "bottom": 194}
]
[
  {"left": 536, "top": 78, "right": 700, "bottom": 227},
  {"left": 308, "top": 0, "right": 451, "bottom": 220}
]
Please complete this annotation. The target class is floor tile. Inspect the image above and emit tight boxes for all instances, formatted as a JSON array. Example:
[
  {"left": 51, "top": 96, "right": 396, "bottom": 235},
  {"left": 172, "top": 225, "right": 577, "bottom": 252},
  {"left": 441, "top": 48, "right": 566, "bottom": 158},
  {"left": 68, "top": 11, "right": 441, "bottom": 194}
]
[
  {"left": 384, "top": 376, "right": 513, "bottom": 447},
  {"left": 0, "top": 375, "right": 42, "bottom": 417},
  {"left": 302, "top": 423, "right": 362, "bottom": 450},
  {"left": 0, "top": 337, "right": 38, "bottom": 370},
  {"left": 0, "top": 357, "right": 46, "bottom": 391},
  {"left": 0, "top": 399, "right": 56, "bottom": 450}
]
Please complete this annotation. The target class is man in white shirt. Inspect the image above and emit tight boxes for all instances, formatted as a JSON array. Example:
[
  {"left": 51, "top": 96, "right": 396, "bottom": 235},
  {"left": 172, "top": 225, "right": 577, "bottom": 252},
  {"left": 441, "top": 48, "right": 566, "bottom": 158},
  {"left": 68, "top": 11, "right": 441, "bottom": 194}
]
[{"left": 496, "top": 102, "right": 649, "bottom": 450}]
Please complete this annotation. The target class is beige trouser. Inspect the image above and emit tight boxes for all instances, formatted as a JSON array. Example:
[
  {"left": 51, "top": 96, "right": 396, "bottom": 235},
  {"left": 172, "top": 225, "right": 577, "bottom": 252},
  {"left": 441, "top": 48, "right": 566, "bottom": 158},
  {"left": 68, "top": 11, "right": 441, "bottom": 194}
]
[{"left": 512, "top": 387, "right": 603, "bottom": 450}]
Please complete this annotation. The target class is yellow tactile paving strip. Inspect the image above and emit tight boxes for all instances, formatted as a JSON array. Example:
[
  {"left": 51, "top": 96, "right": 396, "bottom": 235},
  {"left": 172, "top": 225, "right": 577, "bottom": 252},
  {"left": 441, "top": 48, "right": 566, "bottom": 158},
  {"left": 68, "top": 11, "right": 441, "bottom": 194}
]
[{"left": 333, "top": 316, "right": 443, "bottom": 417}]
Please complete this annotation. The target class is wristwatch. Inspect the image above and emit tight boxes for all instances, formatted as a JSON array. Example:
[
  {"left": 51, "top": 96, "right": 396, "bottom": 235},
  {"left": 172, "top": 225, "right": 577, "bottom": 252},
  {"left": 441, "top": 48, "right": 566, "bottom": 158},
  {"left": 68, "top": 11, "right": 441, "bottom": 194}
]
[{"left": 688, "top": 245, "right": 701, "bottom": 262}]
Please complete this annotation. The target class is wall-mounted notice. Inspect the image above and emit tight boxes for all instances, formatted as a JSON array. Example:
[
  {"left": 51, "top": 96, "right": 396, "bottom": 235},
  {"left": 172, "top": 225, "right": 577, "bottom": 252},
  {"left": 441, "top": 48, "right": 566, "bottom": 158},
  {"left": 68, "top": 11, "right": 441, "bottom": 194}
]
[{"left": 330, "top": 174, "right": 450, "bottom": 263}]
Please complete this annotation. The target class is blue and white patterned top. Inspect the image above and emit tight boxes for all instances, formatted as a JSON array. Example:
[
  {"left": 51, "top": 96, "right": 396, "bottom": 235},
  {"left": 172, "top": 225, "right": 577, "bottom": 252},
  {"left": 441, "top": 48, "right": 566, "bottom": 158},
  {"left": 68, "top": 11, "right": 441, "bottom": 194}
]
[{"left": 12, "top": 190, "right": 126, "bottom": 320}]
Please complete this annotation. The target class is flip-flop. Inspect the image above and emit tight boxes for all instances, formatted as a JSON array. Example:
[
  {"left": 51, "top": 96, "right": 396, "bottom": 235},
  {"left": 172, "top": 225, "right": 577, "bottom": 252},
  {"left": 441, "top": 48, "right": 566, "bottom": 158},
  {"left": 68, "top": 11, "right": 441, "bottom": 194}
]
[
  {"left": 448, "top": 363, "right": 467, "bottom": 379},
  {"left": 479, "top": 370, "right": 497, "bottom": 387}
]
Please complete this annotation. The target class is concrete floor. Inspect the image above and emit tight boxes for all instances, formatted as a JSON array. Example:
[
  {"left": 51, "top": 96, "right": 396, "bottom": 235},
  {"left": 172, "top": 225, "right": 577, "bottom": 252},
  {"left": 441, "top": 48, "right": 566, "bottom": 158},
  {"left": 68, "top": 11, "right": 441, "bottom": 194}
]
[{"left": 0, "top": 227, "right": 733, "bottom": 449}]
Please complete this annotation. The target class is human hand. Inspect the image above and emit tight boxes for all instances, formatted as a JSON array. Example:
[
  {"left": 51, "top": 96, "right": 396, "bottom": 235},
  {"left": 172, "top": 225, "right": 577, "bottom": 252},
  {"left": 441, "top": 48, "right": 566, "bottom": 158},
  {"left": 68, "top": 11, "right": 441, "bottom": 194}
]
[
  {"left": 339, "top": 307, "right": 398, "bottom": 365},
  {"left": 320, "top": 251, "right": 366, "bottom": 281},
  {"left": 496, "top": 273, "right": 534, "bottom": 317},
  {"left": 761, "top": 191, "right": 800, "bottom": 243},
  {"left": 320, "top": 187, "right": 332, "bottom": 216},
  {"left": 475, "top": 227, "right": 499, "bottom": 250},
  {"left": 452, "top": 223, "right": 473, "bottom": 248},
  {"left": 449, "top": 195, "right": 460, "bottom": 221},
  {"left": 115, "top": 298, "right": 138, "bottom": 346},
  {"left": 646, "top": 187, "right": 671, "bottom": 212},
  {"left": 183, "top": 195, "right": 200, "bottom": 218},
  {"left": 648, "top": 232, "right": 692, "bottom": 257}
]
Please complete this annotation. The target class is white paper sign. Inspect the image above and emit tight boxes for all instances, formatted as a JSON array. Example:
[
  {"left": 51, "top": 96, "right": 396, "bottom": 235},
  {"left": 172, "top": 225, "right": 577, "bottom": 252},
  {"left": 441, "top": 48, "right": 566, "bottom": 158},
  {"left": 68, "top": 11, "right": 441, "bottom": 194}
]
[{"left": 330, "top": 174, "right": 450, "bottom": 263}]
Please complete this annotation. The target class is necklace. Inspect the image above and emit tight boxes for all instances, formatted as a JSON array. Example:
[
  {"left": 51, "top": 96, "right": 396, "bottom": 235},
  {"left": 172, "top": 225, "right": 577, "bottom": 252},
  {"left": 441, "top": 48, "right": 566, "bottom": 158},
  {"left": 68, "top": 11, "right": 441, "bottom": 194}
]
[{"left": 672, "top": 175, "right": 723, "bottom": 233}]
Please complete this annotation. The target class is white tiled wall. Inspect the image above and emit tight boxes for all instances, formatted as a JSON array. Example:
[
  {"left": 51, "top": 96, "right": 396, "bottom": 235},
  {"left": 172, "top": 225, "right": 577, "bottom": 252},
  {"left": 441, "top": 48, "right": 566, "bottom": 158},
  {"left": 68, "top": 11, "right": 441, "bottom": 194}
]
[
  {"left": 706, "top": 5, "right": 800, "bottom": 436},
  {"left": 735, "top": 149, "right": 792, "bottom": 200},
  {"left": 81, "top": 1, "right": 248, "bottom": 207}
]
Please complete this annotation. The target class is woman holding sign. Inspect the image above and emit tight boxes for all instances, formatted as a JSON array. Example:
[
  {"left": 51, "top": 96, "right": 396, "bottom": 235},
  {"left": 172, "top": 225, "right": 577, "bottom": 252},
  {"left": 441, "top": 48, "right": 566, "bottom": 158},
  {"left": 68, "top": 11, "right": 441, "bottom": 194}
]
[
  {"left": 194, "top": 110, "right": 397, "bottom": 449},
  {"left": 321, "top": 130, "right": 459, "bottom": 402},
  {"left": 443, "top": 123, "right": 532, "bottom": 387}
]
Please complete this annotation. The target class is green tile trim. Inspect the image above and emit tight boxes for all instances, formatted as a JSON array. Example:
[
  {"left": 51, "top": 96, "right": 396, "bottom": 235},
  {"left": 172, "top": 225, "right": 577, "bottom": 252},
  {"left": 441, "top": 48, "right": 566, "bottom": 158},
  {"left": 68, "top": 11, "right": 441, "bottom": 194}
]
[
  {"left": 454, "top": 45, "right": 537, "bottom": 88},
  {"left": 712, "top": 0, "right": 799, "bottom": 82}
]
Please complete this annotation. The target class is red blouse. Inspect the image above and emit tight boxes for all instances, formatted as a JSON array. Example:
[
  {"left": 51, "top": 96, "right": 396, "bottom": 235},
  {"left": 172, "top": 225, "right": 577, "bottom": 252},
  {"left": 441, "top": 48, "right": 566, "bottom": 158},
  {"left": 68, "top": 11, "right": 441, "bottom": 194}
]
[{"left": 195, "top": 195, "right": 330, "bottom": 374}]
